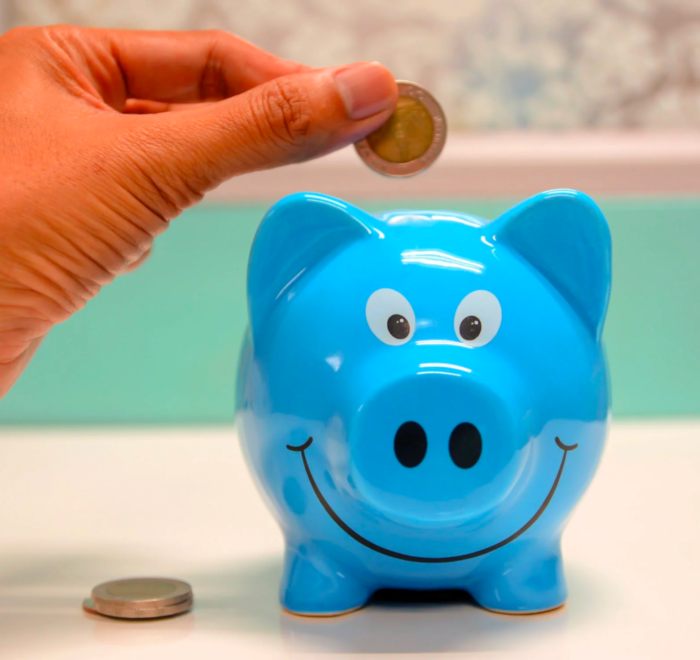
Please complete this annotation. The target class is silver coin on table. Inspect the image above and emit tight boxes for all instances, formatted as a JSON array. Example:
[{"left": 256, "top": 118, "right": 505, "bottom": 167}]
[
  {"left": 86, "top": 577, "right": 193, "bottom": 620},
  {"left": 354, "top": 81, "right": 447, "bottom": 178},
  {"left": 83, "top": 595, "right": 193, "bottom": 619}
]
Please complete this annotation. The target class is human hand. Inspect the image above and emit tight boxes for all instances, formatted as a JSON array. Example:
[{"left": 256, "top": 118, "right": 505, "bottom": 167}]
[{"left": 0, "top": 26, "right": 397, "bottom": 397}]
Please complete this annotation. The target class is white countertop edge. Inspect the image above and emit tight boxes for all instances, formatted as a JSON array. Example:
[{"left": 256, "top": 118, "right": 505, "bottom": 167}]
[{"left": 203, "top": 131, "right": 700, "bottom": 201}]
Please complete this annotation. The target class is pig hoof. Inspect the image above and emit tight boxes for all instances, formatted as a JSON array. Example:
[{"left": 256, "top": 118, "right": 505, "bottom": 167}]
[
  {"left": 280, "top": 546, "right": 369, "bottom": 616},
  {"left": 469, "top": 549, "right": 567, "bottom": 614}
]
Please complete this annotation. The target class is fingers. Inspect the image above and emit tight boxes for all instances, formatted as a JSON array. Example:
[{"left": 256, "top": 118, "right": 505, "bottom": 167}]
[
  {"left": 124, "top": 62, "right": 397, "bottom": 196},
  {"left": 106, "top": 29, "right": 310, "bottom": 101},
  {"left": 20, "top": 26, "right": 309, "bottom": 109}
]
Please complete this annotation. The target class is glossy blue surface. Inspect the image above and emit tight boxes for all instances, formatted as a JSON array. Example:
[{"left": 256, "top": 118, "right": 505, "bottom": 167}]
[{"left": 237, "top": 189, "right": 611, "bottom": 616}]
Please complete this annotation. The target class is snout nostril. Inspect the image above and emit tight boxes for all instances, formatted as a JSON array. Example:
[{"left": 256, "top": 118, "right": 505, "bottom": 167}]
[
  {"left": 449, "top": 423, "right": 482, "bottom": 469},
  {"left": 394, "top": 421, "right": 427, "bottom": 468}
]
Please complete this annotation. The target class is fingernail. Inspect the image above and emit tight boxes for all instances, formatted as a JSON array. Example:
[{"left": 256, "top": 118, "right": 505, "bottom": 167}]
[{"left": 335, "top": 62, "right": 396, "bottom": 120}]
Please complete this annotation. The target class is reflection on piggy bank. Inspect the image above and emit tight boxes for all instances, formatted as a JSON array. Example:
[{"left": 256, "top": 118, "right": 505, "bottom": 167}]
[{"left": 236, "top": 189, "right": 611, "bottom": 616}]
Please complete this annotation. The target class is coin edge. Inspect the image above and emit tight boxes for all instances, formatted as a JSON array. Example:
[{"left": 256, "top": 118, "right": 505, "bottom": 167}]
[{"left": 87, "top": 595, "right": 194, "bottom": 620}]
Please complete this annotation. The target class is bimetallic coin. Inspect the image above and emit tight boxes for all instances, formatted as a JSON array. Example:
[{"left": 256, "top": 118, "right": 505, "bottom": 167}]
[
  {"left": 88, "top": 577, "right": 193, "bottom": 619},
  {"left": 355, "top": 81, "right": 447, "bottom": 177}
]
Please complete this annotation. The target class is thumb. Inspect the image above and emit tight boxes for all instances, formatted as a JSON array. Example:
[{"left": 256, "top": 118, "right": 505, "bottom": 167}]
[{"left": 126, "top": 62, "right": 397, "bottom": 197}]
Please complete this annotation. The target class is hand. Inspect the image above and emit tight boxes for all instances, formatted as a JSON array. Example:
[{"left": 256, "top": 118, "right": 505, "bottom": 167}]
[{"left": 0, "top": 26, "right": 397, "bottom": 398}]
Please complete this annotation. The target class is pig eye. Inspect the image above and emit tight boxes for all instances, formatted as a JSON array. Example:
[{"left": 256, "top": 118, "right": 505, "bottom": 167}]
[
  {"left": 454, "top": 291, "right": 501, "bottom": 347},
  {"left": 366, "top": 289, "right": 415, "bottom": 346}
]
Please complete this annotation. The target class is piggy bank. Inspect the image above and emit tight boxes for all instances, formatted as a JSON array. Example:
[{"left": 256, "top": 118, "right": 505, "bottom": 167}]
[{"left": 236, "top": 189, "right": 611, "bottom": 616}]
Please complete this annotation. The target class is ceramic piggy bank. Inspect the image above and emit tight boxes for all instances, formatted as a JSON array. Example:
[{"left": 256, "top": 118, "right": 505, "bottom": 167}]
[{"left": 236, "top": 189, "right": 611, "bottom": 616}]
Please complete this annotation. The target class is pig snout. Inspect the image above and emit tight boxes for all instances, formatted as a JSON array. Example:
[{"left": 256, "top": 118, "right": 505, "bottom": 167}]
[{"left": 349, "top": 369, "right": 528, "bottom": 526}]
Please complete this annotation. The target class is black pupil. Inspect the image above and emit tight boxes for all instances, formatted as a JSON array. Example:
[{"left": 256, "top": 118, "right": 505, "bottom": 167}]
[
  {"left": 394, "top": 421, "right": 428, "bottom": 468},
  {"left": 449, "top": 423, "right": 482, "bottom": 469},
  {"left": 459, "top": 315, "right": 482, "bottom": 341},
  {"left": 387, "top": 314, "right": 410, "bottom": 340}
]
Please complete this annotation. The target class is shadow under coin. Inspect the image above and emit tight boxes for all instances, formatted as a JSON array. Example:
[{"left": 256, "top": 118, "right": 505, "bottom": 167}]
[{"left": 280, "top": 588, "right": 569, "bottom": 655}]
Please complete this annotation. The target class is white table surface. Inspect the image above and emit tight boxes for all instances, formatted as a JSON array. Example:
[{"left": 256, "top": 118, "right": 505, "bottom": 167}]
[{"left": 0, "top": 421, "right": 698, "bottom": 659}]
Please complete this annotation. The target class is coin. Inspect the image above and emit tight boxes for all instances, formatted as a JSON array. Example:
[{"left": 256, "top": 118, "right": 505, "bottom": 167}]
[
  {"left": 87, "top": 577, "right": 193, "bottom": 620},
  {"left": 83, "top": 595, "right": 193, "bottom": 619},
  {"left": 355, "top": 81, "right": 447, "bottom": 177}
]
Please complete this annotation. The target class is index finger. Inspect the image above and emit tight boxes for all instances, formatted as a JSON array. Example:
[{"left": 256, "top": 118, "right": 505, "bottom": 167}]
[{"left": 37, "top": 26, "right": 310, "bottom": 108}]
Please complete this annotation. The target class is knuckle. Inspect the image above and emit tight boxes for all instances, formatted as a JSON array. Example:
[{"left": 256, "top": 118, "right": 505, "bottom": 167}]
[
  {"left": 259, "top": 78, "right": 314, "bottom": 146},
  {"left": 202, "top": 28, "right": 231, "bottom": 43},
  {"left": 198, "top": 30, "right": 242, "bottom": 101}
]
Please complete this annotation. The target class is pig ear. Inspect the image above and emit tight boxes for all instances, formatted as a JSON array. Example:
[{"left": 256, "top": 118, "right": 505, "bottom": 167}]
[
  {"left": 490, "top": 189, "right": 612, "bottom": 340},
  {"left": 248, "top": 192, "right": 374, "bottom": 338}
]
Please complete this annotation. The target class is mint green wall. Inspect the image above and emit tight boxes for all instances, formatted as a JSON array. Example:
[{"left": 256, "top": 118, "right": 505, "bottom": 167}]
[{"left": 1, "top": 198, "right": 698, "bottom": 423}]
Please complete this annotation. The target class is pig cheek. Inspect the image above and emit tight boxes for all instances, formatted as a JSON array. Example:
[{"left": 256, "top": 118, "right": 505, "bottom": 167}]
[{"left": 283, "top": 477, "right": 307, "bottom": 516}]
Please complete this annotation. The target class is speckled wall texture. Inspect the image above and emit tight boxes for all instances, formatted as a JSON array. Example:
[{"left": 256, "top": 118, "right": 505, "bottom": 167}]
[{"left": 7, "top": 0, "right": 700, "bottom": 129}]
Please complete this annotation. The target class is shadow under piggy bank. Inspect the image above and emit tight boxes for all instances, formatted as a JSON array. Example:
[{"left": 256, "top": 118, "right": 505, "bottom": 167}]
[{"left": 280, "top": 589, "right": 566, "bottom": 654}]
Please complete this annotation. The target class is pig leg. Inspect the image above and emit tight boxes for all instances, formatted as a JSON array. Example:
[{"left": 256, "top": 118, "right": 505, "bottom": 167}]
[
  {"left": 466, "top": 541, "right": 567, "bottom": 614},
  {"left": 280, "top": 544, "right": 371, "bottom": 616}
]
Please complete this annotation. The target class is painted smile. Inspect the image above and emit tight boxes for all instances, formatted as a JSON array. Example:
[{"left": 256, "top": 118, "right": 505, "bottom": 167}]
[{"left": 287, "top": 436, "right": 578, "bottom": 563}]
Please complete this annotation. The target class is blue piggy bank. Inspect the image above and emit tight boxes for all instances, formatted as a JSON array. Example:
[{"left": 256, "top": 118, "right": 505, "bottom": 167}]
[{"left": 237, "top": 189, "right": 611, "bottom": 616}]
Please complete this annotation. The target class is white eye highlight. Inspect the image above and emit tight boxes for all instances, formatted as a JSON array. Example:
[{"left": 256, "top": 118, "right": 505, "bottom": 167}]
[
  {"left": 366, "top": 289, "right": 415, "bottom": 346},
  {"left": 454, "top": 291, "right": 502, "bottom": 347}
]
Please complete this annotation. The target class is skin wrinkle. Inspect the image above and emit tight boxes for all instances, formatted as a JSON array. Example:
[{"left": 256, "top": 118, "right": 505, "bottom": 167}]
[
  {"left": 67, "top": 214, "right": 156, "bottom": 273},
  {"left": 38, "top": 30, "right": 108, "bottom": 108},
  {"left": 29, "top": 248, "right": 99, "bottom": 304},
  {"left": 3, "top": 249, "right": 90, "bottom": 316},
  {"left": 21, "top": 241, "right": 107, "bottom": 294},
  {"left": 198, "top": 38, "right": 230, "bottom": 102},
  {"left": 245, "top": 93, "right": 309, "bottom": 168},
  {"left": 0, "top": 328, "right": 46, "bottom": 346},
  {"left": 105, "top": 38, "right": 133, "bottom": 108},
  {"left": 47, "top": 223, "right": 117, "bottom": 284},
  {"left": 11, "top": 187, "right": 145, "bottom": 276},
  {"left": 266, "top": 78, "right": 315, "bottom": 147},
  {"left": 128, "top": 115, "right": 232, "bottom": 194},
  {"left": 89, "top": 134, "right": 178, "bottom": 229},
  {"left": 2, "top": 198, "right": 134, "bottom": 315},
  {"left": 0, "top": 300, "right": 55, "bottom": 335},
  {"left": 81, "top": 199, "right": 156, "bottom": 261},
  {"left": 46, "top": 27, "right": 126, "bottom": 110},
  {"left": 85, "top": 41, "right": 128, "bottom": 110},
  {"left": 122, "top": 147, "right": 197, "bottom": 221},
  {"left": 109, "top": 119, "right": 209, "bottom": 211},
  {"left": 38, "top": 205, "right": 142, "bottom": 275}
]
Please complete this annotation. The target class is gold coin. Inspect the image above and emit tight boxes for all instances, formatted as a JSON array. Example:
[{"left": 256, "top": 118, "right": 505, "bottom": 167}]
[
  {"left": 355, "top": 81, "right": 447, "bottom": 178},
  {"left": 366, "top": 96, "right": 434, "bottom": 163}
]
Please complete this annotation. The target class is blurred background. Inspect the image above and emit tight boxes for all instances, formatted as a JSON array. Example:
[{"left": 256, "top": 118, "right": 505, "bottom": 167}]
[
  {"left": 7, "top": 0, "right": 700, "bottom": 130},
  {"left": 0, "top": 0, "right": 699, "bottom": 423}
]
